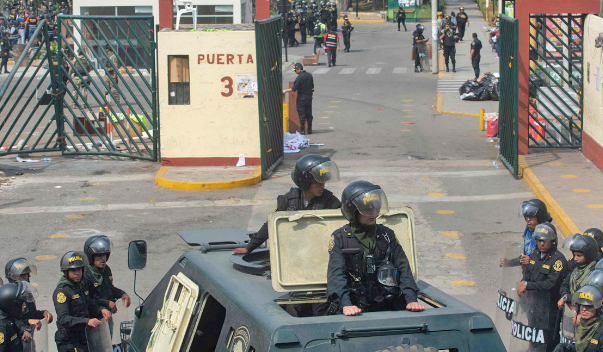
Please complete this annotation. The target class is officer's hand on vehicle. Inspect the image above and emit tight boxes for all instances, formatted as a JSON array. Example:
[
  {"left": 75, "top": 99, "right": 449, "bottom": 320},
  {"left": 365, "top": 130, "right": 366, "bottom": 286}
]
[
  {"left": 342, "top": 305, "right": 362, "bottom": 316},
  {"left": 557, "top": 296, "right": 566, "bottom": 310},
  {"left": 108, "top": 301, "right": 118, "bottom": 313},
  {"left": 519, "top": 254, "right": 530, "bottom": 265},
  {"left": 21, "top": 330, "right": 32, "bottom": 343},
  {"left": 87, "top": 318, "right": 102, "bottom": 328},
  {"left": 29, "top": 319, "right": 42, "bottom": 331},
  {"left": 406, "top": 302, "right": 425, "bottom": 312},
  {"left": 122, "top": 293, "right": 131, "bottom": 308},
  {"left": 232, "top": 248, "right": 249, "bottom": 255},
  {"left": 43, "top": 310, "right": 53, "bottom": 324},
  {"left": 517, "top": 281, "right": 527, "bottom": 296},
  {"left": 101, "top": 308, "right": 112, "bottom": 321}
]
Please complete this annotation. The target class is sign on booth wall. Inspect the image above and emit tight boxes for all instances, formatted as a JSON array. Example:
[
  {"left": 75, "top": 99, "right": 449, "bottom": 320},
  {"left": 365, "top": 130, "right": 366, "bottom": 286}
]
[
  {"left": 237, "top": 74, "right": 257, "bottom": 98},
  {"left": 196, "top": 53, "right": 257, "bottom": 99}
]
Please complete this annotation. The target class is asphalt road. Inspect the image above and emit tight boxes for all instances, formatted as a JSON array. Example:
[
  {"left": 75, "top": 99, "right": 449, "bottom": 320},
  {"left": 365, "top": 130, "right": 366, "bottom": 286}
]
[{"left": 0, "top": 22, "right": 530, "bottom": 351}]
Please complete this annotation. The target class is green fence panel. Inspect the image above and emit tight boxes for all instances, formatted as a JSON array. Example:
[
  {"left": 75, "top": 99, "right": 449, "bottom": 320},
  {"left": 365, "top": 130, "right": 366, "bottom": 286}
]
[{"left": 499, "top": 14, "right": 519, "bottom": 176}]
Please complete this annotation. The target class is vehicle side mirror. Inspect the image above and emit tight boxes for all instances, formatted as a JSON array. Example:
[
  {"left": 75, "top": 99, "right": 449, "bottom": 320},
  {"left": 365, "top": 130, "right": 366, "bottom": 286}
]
[{"left": 128, "top": 240, "right": 147, "bottom": 271}]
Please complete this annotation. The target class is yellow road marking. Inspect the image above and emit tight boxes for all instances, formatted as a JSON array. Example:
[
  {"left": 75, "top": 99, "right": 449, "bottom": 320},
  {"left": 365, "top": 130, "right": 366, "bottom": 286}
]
[
  {"left": 328, "top": 105, "right": 338, "bottom": 108},
  {"left": 421, "top": 177, "right": 437, "bottom": 180},
  {"left": 30, "top": 282, "right": 39, "bottom": 287},
  {"left": 436, "top": 210, "right": 455, "bottom": 214},
  {"left": 80, "top": 197, "right": 97, "bottom": 201},
  {"left": 34, "top": 255, "right": 56, "bottom": 261},
  {"left": 318, "top": 122, "right": 329, "bottom": 125},
  {"left": 319, "top": 116, "right": 330, "bottom": 119},
  {"left": 560, "top": 175, "right": 577, "bottom": 178},
  {"left": 403, "top": 100, "right": 414, "bottom": 102},
  {"left": 92, "top": 182, "right": 109, "bottom": 186},
  {"left": 450, "top": 280, "right": 475, "bottom": 286},
  {"left": 405, "top": 115, "right": 415, "bottom": 118},
  {"left": 65, "top": 214, "right": 84, "bottom": 219},
  {"left": 445, "top": 253, "right": 467, "bottom": 259},
  {"left": 324, "top": 111, "right": 334, "bottom": 113},
  {"left": 402, "top": 109, "right": 413, "bottom": 112},
  {"left": 330, "top": 100, "right": 341, "bottom": 102},
  {"left": 403, "top": 104, "right": 413, "bottom": 107},
  {"left": 49, "top": 233, "right": 69, "bottom": 238},
  {"left": 549, "top": 162, "right": 564, "bottom": 166},
  {"left": 587, "top": 204, "right": 603, "bottom": 209},
  {"left": 572, "top": 189, "right": 591, "bottom": 193},
  {"left": 428, "top": 192, "right": 445, "bottom": 197},
  {"left": 441, "top": 231, "right": 463, "bottom": 236},
  {"left": 401, "top": 129, "right": 412, "bottom": 132}
]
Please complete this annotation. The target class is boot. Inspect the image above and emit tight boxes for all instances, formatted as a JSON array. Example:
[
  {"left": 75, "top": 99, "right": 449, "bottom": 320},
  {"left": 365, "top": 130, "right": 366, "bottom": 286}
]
[
  {"left": 446, "top": 64, "right": 449, "bottom": 72},
  {"left": 415, "top": 66, "right": 420, "bottom": 73},
  {"left": 299, "top": 121, "right": 306, "bottom": 135},
  {"left": 452, "top": 64, "right": 456, "bottom": 73},
  {"left": 307, "top": 121, "right": 312, "bottom": 134}
]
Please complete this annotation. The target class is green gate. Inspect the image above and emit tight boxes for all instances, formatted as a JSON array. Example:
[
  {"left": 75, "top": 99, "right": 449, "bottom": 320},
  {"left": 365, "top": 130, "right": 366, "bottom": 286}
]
[
  {"left": 255, "top": 16, "right": 284, "bottom": 179},
  {"left": 499, "top": 14, "right": 520, "bottom": 176},
  {"left": 0, "top": 15, "right": 158, "bottom": 160},
  {"left": 527, "top": 14, "right": 583, "bottom": 148}
]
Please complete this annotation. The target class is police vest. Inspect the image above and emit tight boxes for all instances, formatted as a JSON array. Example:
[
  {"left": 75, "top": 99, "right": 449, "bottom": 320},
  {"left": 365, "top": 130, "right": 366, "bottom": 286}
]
[
  {"left": 29, "top": 17, "right": 38, "bottom": 27},
  {"left": 48, "top": 24, "right": 55, "bottom": 35},
  {"left": 325, "top": 32, "right": 337, "bottom": 48},
  {"left": 286, "top": 187, "right": 329, "bottom": 211}
]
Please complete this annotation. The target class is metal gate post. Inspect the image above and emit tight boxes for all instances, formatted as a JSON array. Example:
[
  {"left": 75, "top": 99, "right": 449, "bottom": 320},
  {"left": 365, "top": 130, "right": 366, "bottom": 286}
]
[{"left": 52, "top": 20, "right": 65, "bottom": 151}]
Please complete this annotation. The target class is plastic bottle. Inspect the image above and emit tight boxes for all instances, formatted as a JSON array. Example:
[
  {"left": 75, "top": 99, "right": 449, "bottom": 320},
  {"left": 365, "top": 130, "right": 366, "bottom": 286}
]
[
  {"left": 493, "top": 161, "right": 499, "bottom": 169},
  {"left": 43, "top": 158, "right": 51, "bottom": 162}
]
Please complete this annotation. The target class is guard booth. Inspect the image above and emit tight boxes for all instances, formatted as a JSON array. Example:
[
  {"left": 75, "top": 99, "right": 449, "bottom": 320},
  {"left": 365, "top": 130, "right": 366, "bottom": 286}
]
[
  {"left": 387, "top": 0, "right": 420, "bottom": 23},
  {"left": 497, "top": 0, "right": 600, "bottom": 176},
  {"left": 157, "top": 18, "right": 283, "bottom": 178}
]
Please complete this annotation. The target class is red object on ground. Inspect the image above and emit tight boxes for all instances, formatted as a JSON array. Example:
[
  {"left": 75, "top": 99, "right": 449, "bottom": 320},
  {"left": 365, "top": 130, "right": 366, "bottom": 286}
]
[{"left": 404, "top": 122, "right": 414, "bottom": 124}]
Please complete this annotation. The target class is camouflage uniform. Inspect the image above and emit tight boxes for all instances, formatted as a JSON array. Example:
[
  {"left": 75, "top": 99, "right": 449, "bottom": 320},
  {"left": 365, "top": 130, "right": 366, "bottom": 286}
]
[
  {"left": 71, "top": 53, "right": 92, "bottom": 109},
  {"left": 104, "top": 50, "right": 120, "bottom": 104}
]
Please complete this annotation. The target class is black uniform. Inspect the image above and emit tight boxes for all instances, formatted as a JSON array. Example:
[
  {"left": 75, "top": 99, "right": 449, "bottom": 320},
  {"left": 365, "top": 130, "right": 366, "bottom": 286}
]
[
  {"left": 299, "top": 10, "right": 307, "bottom": 44},
  {"left": 53, "top": 279, "right": 104, "bottom": 352},
  {"left": 0, "top": 311, "right": 23, "bottom": 352},
  {"left": 320, "top": 7, "right": 329, "bottom": 25},
  {"left": 396, "top": 9, "right": 406, "bottom": 31},
  {"left": 0, "top": 38, "right": 10, "bottom": 74},
  {"left": 287, "top": 16, "right": 299, "bottom": 47},
  {"left": 83, "top": 265, "right": 126, "bottom": 309},
  {"left": 328, "top": 7, "right": 336, "bottom": 29},
  {"left": 412, "top": 30, "right": 425, "bottom": 70},
  {"left": 245, "top": 187, "right": 340, "bottom": 252},
  {"left": 441, "top": 29, "right": 456, "bottom": 71},
  {"left": 290, "top": 69, "right": 314, "bottom": 133},
  {"left": 456, "top": 11, "right": 468, "bottom": 41},
  {"left": 470, "top": 37, "right": 482, "bottom": 79},
  {"left": 522, "top": 247, "right": 567, "bottom": 351},
  {"left": 341, "top": 20, "right": 353, "bottom": 52},
  {"left": 327, "top": 224, "right": 419, "bottom": 313}
]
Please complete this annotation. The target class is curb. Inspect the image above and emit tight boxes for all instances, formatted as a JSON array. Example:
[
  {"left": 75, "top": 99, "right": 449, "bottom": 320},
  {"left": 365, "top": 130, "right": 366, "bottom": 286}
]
[
  {"left": 435, "top": 93, "right": 481, "bottom": 117},
  {"left": 155, "top": 166, "right": 262, "bottom": 191},
  {"left": 518, "top": 155, "right": 581, "bottom": 240},
  {"left": 337, "top": 19, "right": 384, "bottom": 23}
]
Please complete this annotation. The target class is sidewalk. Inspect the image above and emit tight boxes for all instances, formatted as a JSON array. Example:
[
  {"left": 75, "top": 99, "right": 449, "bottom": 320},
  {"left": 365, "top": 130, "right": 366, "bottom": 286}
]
[
  {"left": 438, "top": 0, "right": 499, "bottom": 118},
  {"left": 155, "top": 165, "right": 261, "bottom": 191}
]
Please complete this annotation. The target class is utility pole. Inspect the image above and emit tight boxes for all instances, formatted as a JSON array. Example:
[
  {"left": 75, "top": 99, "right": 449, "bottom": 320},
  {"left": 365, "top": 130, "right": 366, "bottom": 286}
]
[
  {"left": 356, "top": 0, "right": 359, "bottom": 19},
  {"left": 431, "top": 0, "right": 438, "bottom": 74}
]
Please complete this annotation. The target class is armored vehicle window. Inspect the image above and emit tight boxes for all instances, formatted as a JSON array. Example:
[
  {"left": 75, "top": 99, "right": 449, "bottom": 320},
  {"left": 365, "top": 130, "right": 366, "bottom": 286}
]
[{"left": 186, "top": 294, "right": 226, "bottom": 351}]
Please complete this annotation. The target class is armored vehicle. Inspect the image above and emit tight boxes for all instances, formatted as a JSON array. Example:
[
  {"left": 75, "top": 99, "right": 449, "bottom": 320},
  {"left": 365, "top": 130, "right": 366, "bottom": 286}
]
[{"left": 124, "top": 208, "right": 505, "bottom": 351}]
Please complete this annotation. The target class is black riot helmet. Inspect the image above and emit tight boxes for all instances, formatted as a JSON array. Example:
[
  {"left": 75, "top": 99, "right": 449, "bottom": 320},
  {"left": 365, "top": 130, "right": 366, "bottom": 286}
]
[
  {"left": 416, "top": 24, "right": 424, "bottom": 32},
  {"left": 568, "top": 234, "right": 599, "bottom": 263},
  {"left": 573, "top": 285, "right": 603, "bottom": 310},
  {"left": 293, "top": 62, "right": 303, "bottom": 71},
  {"left": 585, "top": 228, "right": 603, "bottom": 254},
  {"left": 5, "top": 258, "right": 37, "bottom": 283},
  {"left": 0, "top": 281, "right": 38, "bottom": 318},
  {"left": 291, "top": 154, "right": 340, "bottom": 191},
  {"left": 533, "top": 222, "right": 557, "bottom": 243},
  {"left": 588, "top": 270, "right": 603, "bottom": 291},
  {"left": 84, "top": 235, "right": 114, "bottom": 264},
  {"left": 520, "top": 199, "right": 552, "bottom": 223},
  {"left": 459, "top": 6, "right": 465, "bottom": 11},
  {"left": 341, "top": 181, "right": 389, "bottom": 224},
  {"left": 377, "top": 248, "right": 400, "bottom": 301},
  {"left": 59, "top": 251, "right": 87, "bottom": 273}
]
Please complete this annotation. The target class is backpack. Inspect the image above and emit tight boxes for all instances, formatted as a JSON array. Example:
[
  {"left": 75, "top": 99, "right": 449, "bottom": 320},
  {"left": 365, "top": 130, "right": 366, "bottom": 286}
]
[{"left": 313, "top": 24, "right": 321, "bottom": 36}]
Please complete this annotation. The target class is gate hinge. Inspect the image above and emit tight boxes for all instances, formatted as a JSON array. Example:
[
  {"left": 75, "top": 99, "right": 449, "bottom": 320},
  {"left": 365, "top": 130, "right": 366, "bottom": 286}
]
[{"left": 57, "top": 136, "right": 67, "bottom": 147}]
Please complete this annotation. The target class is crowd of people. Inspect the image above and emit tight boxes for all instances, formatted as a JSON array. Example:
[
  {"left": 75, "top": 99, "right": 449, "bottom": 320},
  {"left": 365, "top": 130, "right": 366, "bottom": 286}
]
[
  {"left": 0, "top": 235, "right": 130, "bottom": 352},
  {"left": 500, "top": 199, "right": 603, "bottom": 351}
]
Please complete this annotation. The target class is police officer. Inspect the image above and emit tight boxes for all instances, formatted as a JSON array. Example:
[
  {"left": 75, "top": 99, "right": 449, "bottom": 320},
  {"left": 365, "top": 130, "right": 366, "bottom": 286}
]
[
  {"left": 319, "top": 2, "right": 329, "bottom": 26},
  {"left": 517, "top": 222, "right": 567, "bottom": 350},
  {"left": 46, "top": 15, "right": 55, "bottom": 41},
  {"left": 553, "top": 285, "right": 603, "bottom": 352},
  {"left": 0, "top": 34, "right": 10, "bottom": 74},
  {"left": 559, "top": 234, "right": 599, "bottom": 310},
  {"left": 25, "top": 11, "right": 37, "bottom": 43},
  {"left": 326, "top": 181, "right": 424, "bottom": 316},
  {"left": 287, "top": 11, "right": 299, "bottom": 47},
  {"left": 298, "top": 6, "right": 307, "bottom": 44},
  {"left": 585, "top": 228, "right": 603, "bottom": 254},
  {"left": 5, "top": 258, "right": 53, "bottom": 330},
  {"left": 103, "top": 45, "right": 121, "bottom": 105},
  {"left": 470, "top": 33, "right": 482, "bottom": 79},
  {"left": 0, "top": 282, "right": 37, "bottom": 351},
  {"left": 70, "top": 49, "right": 92, "bottom": 110},
  {"left": 53, "top": 251, "right": 112, "bottom": 352},
  {"left": 327, "top": 2, "right": 337, "bottom": 30},
  {"left": 341, "top": 15, "right": 353, "bottom": 52},
  {"left": 456, "top": 7, "right": 469, "bottom": 41},
  {"left": 283, "top": 62, "right": 314, "bottom": 134},
  {"left": 439, "top": 24, "right": 457, "bottom": 72},
  {"left": 323, "top": 26, "right": 339, "bottom": 67},
  {"left": 396, "top": 5, "right": 406, "bottom": 31},
  {"left": 412, "top": 24, "right": 427, "bottom": 72},
  {"left": 306, "top": 5, "right": 315, "bottom": 35},
  {"left": 233, "top": 154, "right": 341, "bottom": 255}
]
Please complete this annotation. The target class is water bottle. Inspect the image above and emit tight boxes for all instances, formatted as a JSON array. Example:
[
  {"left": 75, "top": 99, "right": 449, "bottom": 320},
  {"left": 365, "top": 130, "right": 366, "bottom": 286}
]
[
  {"left": 493, "top": 161, "right": 499, "bottom": 169},
  {"left": 43, "top": 158, "right": 51, "bottom": 162}
]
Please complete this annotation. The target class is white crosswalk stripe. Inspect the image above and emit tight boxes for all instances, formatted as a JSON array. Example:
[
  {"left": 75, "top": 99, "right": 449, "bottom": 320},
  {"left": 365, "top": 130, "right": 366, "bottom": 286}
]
[
  {"left": 313, "top": 68, "right": 331, "bottom": 74},
  {"left": 393, "top": 67, "right": 408, "bottom": 74},
  {"left": 366, "top": 67, "right": 382, "bottom": 74},
  {"left": 437, "top": 79, "right": 468, "bottom": 93},
  {"left": 307, "top": 67, "right": 410, "bottom": 75},
  {"left": 339, "top": 68, "right": 356, "bottom": 74}
]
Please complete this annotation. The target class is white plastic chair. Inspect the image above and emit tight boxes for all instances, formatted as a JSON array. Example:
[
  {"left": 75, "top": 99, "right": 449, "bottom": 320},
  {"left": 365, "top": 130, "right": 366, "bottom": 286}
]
[{"left": 174, "top": 0, "right": 197, "bottom": 30}]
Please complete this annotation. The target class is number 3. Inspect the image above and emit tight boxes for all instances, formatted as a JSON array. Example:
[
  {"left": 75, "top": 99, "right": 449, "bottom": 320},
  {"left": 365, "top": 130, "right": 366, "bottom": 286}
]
[{"left": 221, "top": 76, "right": 233, "bottom": 97}]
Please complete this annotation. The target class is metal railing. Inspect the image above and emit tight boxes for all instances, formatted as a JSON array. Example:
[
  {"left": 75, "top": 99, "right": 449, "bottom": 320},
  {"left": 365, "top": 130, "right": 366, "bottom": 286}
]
[{"left": 499, "top": 14, "right": 519, "bottom": 176}]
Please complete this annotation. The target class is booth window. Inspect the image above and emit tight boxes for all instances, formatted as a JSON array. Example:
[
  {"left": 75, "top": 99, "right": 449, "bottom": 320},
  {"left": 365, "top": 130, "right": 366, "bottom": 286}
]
[{"left": 168, "top": 56, "right": 190, "bottom": 105}]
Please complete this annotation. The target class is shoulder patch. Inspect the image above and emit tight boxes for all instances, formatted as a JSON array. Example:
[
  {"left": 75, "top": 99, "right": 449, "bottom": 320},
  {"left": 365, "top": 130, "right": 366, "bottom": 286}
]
[
  {"left": 56, "top": 292, "right": 67, "bottom": 304},
  {"left": 94, "top": 282, "right": 98, "bottom": 287},
  {"left": 553, "top": 260, "right": 563, "bottom": 271},
  {"left": 542, "top": 264, "right": 550, "bottom": 269},
  {"left": 591, "top": 339, "right": 599, "bottom": 345},
  {"left": 529, "top": 260, "right": 535, "bottom": 265},
  {"left": 72, "top": 294, "right": 80, "bottom": 299},
  {"left": 0, "top": 332, "right": 3, "bottom": 344},
  {"left": 328, "top": 235, "right": 335, "bottom": 251},
  {"left": 109, "top": 276, "right": 113, "bottom": 281}
]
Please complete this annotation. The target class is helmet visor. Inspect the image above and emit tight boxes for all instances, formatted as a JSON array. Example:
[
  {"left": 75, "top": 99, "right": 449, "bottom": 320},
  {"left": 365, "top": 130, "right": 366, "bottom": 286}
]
[
  {"left": 308, "top": 160, "right": 340, "bottom": 184},
  {"left": 588, "top": 270, "right": 603, "bottom": 289},
  {"left": 18, "top": 281, "right": 38, "bottom": 303},
  {"left": 351, "top": 189, "right": 389, "bottom": 217},
  {"left": 89, "top": 237, "right": 114, "bottom": 255},
  {"left": 563, "top": 233, "right": 581, "bottom": 249},
  {"left": 377, "top": 265, "right": 400, "bottom": 287},
  {"left": 8, "top": 259, "right": 37, "bottom": 281},
  {"left": 520, "top": 202, "right": 540, "bottom": 218}
]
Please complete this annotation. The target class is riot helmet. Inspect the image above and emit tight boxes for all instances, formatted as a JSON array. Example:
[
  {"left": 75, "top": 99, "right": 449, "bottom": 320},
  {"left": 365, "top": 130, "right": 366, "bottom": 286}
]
[
  {"left": 573, "top": 285, "right": 603, "bottom": 310},
  {"left": 5, "top": 258, "right": 37, "bottom": 283},
  {"left": 568, "top": 234, "right": 599, "bottom": 263},
  {"left": 291, "top": 154, "right": 340, "bottom": 191},
  {"left": 588, "top": 270, "right": 603, "bottom": 291},
  {"left": 584, "top": 228, "right": 603, "bottom": 254},
  {"left": 459, "top": 6, "right": 465, "bottom": 11},
  {"left": 519, "top": 199, "right": 551, "bottom": 223},
  {"left": 59, "top": 251, "right": 87, "bottom": 273},
  {"left": 563, "top": 233, "right": 581, "bottom": 249},
  {"left": 83, "top": 235, "right": 113, "bottom": 264},
  {"left": 341, "top": 181, "right": 389, "bottom": 224},
  {"left": 0, "top": 281, "right": 37, "bottom": 318},
  {"left": 416, "top": 24, "right": 425, "bottom": 33},
  {"left": 377, "top": 249, "right": 400, "bottom": 301},
  {"left": 597, "top": 258, "right": 603, "bottom": 271},
  {"left": 533, "top": 222, "right": 557, "bottom": 243},
  {"left": 293, "top": 62, "right": 304, "bottom": 71}
]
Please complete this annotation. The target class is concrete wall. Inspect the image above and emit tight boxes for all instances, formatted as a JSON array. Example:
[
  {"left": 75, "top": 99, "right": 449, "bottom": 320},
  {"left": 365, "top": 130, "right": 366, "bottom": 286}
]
[
  {"left": 157, "top": 30, "right": 260, "bottom": 166},
  {"left": 583, "top": 15, "right": 603, "bottom": 172}
]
